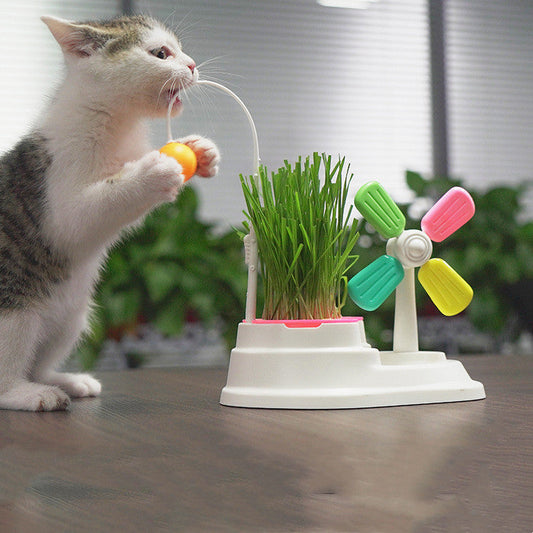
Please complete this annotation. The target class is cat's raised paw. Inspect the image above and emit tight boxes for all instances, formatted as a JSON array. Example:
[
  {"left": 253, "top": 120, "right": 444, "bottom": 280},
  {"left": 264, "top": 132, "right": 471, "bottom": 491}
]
[
  {"left": 176, "top": 135, "right": 220, "bottom": 178},
  {"left": 127, "top": 150, "right": 184, "bottom": 205}
]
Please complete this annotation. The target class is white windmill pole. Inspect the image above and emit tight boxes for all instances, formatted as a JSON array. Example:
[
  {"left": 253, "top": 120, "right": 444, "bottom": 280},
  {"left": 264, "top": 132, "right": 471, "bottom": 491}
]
[
  {"left": 392, "top": 268, "right": 419, "bottom": 353},
  {"left": 386, "top": 229, "right": 433, "bottom": 354}
]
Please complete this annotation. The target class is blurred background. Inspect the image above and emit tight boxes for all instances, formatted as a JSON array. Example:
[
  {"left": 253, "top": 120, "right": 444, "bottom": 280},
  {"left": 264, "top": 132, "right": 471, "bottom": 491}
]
[{"left": 0, "top": 0, "right": 531, "bottom": 368}]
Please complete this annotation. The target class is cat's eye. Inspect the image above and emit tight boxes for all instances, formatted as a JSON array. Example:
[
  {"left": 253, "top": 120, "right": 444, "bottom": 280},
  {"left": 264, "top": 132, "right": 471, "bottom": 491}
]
[{"left": 151, "top": 46, "right": 172, "bottom": 60}]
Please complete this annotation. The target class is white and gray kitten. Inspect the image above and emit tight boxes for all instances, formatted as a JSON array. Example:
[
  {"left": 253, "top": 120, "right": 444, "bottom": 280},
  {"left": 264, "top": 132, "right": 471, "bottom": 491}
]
[{"left": 0, "top": 15, "right": 220, "bottom": 411}]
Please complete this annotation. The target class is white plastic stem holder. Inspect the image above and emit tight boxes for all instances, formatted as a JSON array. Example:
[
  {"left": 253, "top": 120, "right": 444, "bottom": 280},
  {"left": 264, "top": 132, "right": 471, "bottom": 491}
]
[{"left": 220, "top": 319, "right": 485, "bottom": 409}]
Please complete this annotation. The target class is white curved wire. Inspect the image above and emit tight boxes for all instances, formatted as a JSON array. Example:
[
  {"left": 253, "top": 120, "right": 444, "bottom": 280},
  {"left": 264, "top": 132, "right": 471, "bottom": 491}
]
[
  {"left": 165, "top": 79, "right": 261, "bottom": 323},
  {"left": 166, "top": 94, "right": 179, "bottom": 142},
  {"left": 166, "top": 80, "right": 260, "bottom": 171},
  {"left": 196, "top": 80, "right": 261, "bottom": 173}
]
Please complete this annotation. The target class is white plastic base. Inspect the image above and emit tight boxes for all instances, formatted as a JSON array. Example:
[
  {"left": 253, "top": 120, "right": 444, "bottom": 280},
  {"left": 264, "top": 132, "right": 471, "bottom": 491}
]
[{"left": 220, "top": 320, "right": 486, "bottom": 409}]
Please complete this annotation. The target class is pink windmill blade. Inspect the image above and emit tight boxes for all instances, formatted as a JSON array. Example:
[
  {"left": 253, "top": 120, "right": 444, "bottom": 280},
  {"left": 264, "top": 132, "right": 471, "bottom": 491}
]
[{"left": 421, "top": 187, "right": 475, "bottom": 242}]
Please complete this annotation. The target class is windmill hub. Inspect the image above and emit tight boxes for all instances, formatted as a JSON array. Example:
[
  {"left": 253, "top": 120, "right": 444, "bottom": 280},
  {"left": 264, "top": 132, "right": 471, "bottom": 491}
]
[{"left": 387, "top": 230, "right": 433, "bottom": 268}]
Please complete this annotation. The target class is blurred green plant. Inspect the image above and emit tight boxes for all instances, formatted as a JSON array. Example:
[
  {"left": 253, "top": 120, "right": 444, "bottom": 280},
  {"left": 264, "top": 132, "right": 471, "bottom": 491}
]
[
  {"left": 345, "top": 170, "right": 533, "bottom": 349},
  {"left": 76, "top": 186, "right": 248, "bottom": 369},
  {"left": 78, "top": 168, "right": 532, "bottom": 367}
]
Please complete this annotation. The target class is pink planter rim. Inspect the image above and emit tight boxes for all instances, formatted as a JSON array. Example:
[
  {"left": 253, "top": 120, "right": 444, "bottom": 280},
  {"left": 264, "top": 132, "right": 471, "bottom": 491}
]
[{"left": 250, "top": 317, "right": 363, "bottom": 328}]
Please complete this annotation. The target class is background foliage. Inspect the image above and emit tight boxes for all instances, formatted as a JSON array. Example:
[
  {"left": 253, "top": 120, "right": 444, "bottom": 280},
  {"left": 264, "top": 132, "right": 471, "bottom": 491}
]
[
  {"left": 77, "top": 169, "right": 532, "bottom": 368},
  {"left": 77, "top": 186, "right": 247, "bottom": 369}
]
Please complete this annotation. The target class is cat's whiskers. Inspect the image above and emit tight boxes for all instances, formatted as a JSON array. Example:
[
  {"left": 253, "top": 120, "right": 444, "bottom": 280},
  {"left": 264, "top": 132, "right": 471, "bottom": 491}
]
[
  {"left": 184, "top": 77, "right": 220, "bottom": 124},
  {"left": 180, "top": 83, "right": 196, "bottom": 110},
  {"left": 196, "top": 56, "right": 228, "bottom": 71},
  {"left": 156, "top": 78, "right": 172, "bottom": 104},
  {"left": 157, "top": 76, "right": 180, "bottom": 108},
  {"left": 196, "top": 61, "right": 243, "bottom": 90},
  {"left": 167, "top": 11, "right": 202, "bottom": 45},
  {"left": 157, "top": 73, "right": 197, "bottom": 109}
]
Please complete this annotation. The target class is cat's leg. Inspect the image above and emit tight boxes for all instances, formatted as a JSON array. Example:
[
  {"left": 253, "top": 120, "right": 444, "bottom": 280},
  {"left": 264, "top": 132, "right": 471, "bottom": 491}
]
[
  {"left": 46, "top": 151, "right": 185, "bottom": 250},
  {"left": 176, "top": 135, "right": 220, "bottom": 177},
  {"left": 31, "top": 293, "right": 101, "bottom": 399},
  {"left": 0, "top": 309, "right": 70, "bottom": 411},
  {"left": 38, "top": 370, "right": 101, "bottom": 399}
]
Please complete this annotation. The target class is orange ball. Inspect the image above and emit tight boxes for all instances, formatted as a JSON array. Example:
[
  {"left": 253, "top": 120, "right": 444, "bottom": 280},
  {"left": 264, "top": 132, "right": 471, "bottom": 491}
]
[{"left": 159, "top": 142, "right": 197, "bottom": 182}]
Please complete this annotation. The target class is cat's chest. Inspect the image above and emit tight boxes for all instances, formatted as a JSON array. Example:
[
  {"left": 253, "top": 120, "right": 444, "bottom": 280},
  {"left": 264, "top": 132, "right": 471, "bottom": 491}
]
[
  {"left": 51, "top": 136, "right": 147, "bottom": 183},
  {"left": 102, "top": 121, "right": 150, "bottom": 174},
  {"left": 45, "top": 113, "right": 149, "bottom": 181},
  {"left": 103, "top": 144, "right": 147, "bottom": 176}
]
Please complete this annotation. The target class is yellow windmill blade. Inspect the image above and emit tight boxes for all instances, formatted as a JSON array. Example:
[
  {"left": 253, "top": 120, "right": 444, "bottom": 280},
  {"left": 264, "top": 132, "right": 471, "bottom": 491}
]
[{"left": 418, "top": 258, "right": 473, "bottom": 316}]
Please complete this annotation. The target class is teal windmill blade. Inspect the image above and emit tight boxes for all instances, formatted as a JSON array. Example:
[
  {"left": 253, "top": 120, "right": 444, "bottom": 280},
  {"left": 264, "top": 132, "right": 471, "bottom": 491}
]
[
  {"left": 355, "top": 181, "right": 406, "bottom": 239},
  {"left": 349, "top": 182, "right": 406, "bottom": 311},
  {"left": 348, "top": 255, "right": 404, "bottom": 311}
]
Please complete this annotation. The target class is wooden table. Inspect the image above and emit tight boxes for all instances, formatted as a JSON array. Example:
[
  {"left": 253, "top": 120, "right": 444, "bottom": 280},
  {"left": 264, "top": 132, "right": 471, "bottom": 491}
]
[{"left": 0, "top": 356, "right": 531, "bottom": 532}]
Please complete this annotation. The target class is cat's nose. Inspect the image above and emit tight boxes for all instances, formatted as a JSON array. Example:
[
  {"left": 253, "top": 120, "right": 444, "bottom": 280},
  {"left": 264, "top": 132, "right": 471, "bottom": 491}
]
[{"left": 188, "top": 62, "right": 196, "bottom": 74}]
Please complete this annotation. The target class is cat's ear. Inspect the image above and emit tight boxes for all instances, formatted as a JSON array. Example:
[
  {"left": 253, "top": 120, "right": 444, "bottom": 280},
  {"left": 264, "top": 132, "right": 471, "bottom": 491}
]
[{"left": 41, "top": 16, "right": 104, "bottom": 58}]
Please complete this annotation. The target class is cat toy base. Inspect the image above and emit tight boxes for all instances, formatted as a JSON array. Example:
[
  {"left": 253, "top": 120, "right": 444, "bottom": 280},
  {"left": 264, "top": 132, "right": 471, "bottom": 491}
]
[{"left": 220, "top": 319, "right": 485, "bottom": 409}]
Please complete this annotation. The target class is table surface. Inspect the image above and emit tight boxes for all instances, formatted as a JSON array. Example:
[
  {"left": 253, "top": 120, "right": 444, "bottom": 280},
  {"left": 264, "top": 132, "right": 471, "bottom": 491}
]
[{"left": 0, "top": 355, "right": 531, "bottom": 533}]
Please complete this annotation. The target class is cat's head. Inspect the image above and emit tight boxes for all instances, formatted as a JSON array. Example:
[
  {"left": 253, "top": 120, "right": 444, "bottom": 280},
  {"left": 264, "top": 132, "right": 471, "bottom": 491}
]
[{"left": 42, "top": 15, "right": 197, "bottom": 118}]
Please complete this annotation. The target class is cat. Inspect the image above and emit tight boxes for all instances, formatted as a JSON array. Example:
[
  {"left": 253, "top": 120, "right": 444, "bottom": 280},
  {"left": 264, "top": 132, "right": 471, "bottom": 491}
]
[{"left": 0, "top": 14, "right": 220, "bottom": 411}]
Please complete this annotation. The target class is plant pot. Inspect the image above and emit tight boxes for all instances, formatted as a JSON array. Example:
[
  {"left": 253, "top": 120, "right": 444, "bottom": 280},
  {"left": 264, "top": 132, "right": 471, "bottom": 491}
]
[{"left": 220, "top": 318, "right": 485, "bottom": 409}]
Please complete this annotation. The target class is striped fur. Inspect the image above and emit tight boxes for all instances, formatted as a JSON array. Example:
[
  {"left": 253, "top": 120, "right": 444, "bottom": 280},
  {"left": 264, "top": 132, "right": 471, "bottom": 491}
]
[
  {"left": 0, "top": 133, "right": 69, "bottom": 309},
  {"left": 62, "top": 15, "right": 155, "bottom": 57}
]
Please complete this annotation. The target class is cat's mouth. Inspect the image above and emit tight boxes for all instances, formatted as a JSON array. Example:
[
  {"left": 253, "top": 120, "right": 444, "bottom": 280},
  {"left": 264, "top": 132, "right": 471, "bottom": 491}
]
[
  {"left": 163, "top": 77, "right": 197, "bottom": 112},
  {"left": 165, "top": 89, "right": 181, "bottom": 106}
]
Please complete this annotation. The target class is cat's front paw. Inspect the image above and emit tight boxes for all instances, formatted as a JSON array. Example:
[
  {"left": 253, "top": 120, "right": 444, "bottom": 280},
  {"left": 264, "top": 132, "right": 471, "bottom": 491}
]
[
  {"left": 126, "top": 150, "right": 184, "bottom": 205},
  {"left": 0, "top": 382, "right": 70, "bottom": 412},
  {"left": 177, "top": 135, "right": 220, "bottom": 178},
  {"left": 43, "top": 372, "right": 102, "bottom": 398}
]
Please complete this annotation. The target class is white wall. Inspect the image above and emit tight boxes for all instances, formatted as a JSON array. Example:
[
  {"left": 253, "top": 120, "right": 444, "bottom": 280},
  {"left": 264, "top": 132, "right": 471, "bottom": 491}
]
[
  {"left": 145, "top": 0, "right": 432, "bottom": 228},
  {"left": 0, "top": 1, "right": 120, "bottom": 154},
  {"left": 446, "top": 0, "right": 533, "bottom": 191},
  {"left": 2, "top": 1, "right": 531, "bottom": 228}
]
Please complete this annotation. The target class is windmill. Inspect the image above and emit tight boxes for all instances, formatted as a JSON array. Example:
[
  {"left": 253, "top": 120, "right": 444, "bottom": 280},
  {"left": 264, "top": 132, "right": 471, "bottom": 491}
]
[
  {"left": 187, "top": 81, "right": 485, "bottom": 407},
  {"left": 348, "top": 181, "right": 475, "bottom": 355}
]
